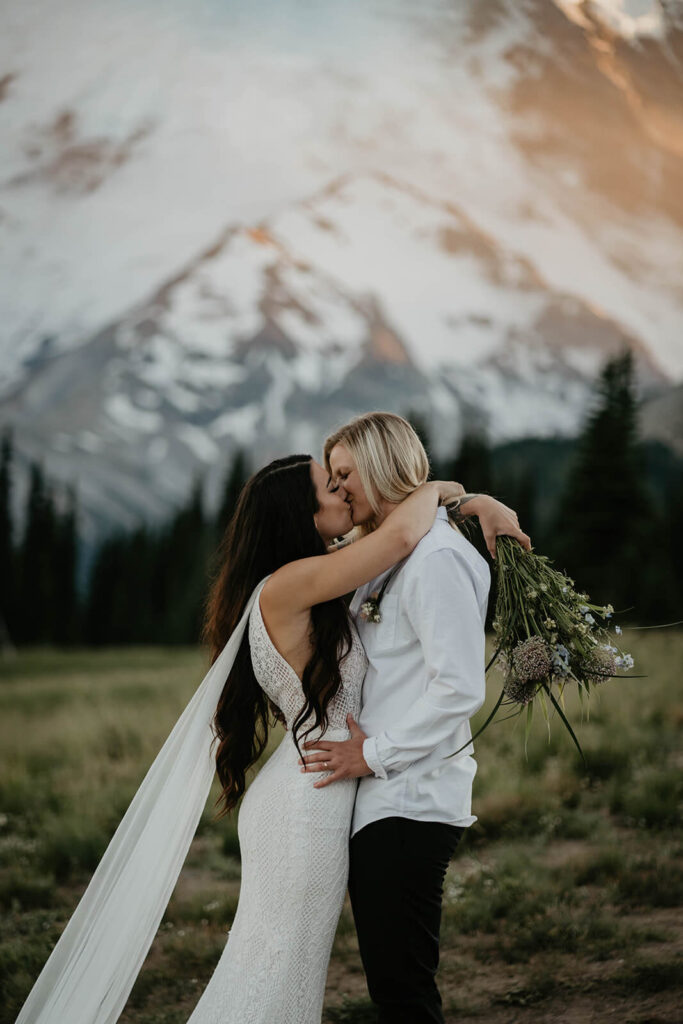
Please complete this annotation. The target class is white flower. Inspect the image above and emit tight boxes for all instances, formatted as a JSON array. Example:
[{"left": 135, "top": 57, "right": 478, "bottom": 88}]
[
  {"left": 579, "top": 604, "right": 589, "bottom": 614},
  {"left": 602, "top": 603, "right": 614, "bottom": 619},
  {"left": 615, "top": 625, "right": 622, "bottom": 635},
  {"left": 360, "top": 598, "right": 382, "bottom": 623},
  {"left": 584, "top": 613, "right": 596, "bottom": 625},
  {"left": 561, "top": 586, "right": 568, "bottom": 594}
]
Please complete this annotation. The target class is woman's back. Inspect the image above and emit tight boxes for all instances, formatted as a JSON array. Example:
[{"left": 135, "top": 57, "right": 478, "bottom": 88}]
[
  {"left": 186, "top": 584, "right": 367, "bottom": 1024},
  {"left": 249, "top": 584, "right": 366, "bottom": 733}
]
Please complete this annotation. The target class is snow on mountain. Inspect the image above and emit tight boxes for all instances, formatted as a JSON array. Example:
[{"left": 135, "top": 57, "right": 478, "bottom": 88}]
[
  {"left": 0, "top": 171, "right": 669, "bottom": 547},
  {"left": 639, "top": 381, "right": 683, "bottom": 455},
  {"left": 1, "top": 0, "right": 683, "bottom": 391},
  {"left": 554, "top": 0, "right": 667, "bottom": 39},
  {"left": 2, "top": 0, "right": 683, "bottom": 543}
]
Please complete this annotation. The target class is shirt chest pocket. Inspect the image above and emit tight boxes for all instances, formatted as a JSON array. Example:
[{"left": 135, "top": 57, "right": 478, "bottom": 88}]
[{"left": 360, "top": 593, "right": 412, "bottom": 655}]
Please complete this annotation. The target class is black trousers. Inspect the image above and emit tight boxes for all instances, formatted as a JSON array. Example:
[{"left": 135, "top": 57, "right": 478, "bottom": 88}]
[{"left": 348, "top": 816, "right": 464, "bottom": 1024}]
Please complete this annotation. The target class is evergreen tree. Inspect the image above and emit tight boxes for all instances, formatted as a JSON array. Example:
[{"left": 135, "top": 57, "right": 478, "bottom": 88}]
[
  {"left": 662, "top": 462, "right": 683, "bottom": 614},
  {"left": 217, "top": 450, "right": 249, "bottom": 536},
  {"left": 404, "top": 410, "right": 433, "bottom": 471},
  {"left": 0, "top": 429, "right": 16, "bottom": 650},
  {"left": 490, "top": 438, "right": 577, "bottom": 551},
  {"left": 161, "top": 476, "right": 210, "bottom": 643},
  {"left": 124, "top": 524, "right": 157, "bottom": 643},
  {"left": 549, "top": 350, "right": 667, "bottom": 621},
  {"left": 85, "top": 476, "right": 213, "bottom": 645},
  {"left": 495, "top": 464, "right": 537, "bottom": 548},
  {"left": 434, "top": 429, "right": 497, "bottom": 608},
  {"left": 17, "top": 462, "right": 57, "bottom": 643},
  {"left": 52, "top": 484, "right": 80, "bottom": 644},
  {"left": 446, "top": 430, "right": 495, "bottom": 497},
  {"left": 84, "top": 533, "right": 130, "bottom": 645}
]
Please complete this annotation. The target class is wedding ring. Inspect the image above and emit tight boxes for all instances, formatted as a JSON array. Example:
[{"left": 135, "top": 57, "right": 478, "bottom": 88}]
[{"left": 324, "top": 761, "right": 329, "bottom": 769}]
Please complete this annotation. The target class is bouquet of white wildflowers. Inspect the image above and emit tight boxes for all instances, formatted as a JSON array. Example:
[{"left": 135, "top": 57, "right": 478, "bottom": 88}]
[{"left": 462, "top": 536, "right": 636, "bottom": 761}]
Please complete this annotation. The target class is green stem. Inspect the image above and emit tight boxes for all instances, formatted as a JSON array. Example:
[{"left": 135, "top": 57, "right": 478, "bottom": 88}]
[
  {"left": 544, "top": 684, "right": 586, "bottom": 766},
  {"left": 445, "top": 687, "right": 507, "bottom": 760}
]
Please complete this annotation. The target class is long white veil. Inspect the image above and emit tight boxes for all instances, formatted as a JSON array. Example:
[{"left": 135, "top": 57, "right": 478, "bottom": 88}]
[{"left": 16, "top": 580, "right": 265, "bottom": 1024}]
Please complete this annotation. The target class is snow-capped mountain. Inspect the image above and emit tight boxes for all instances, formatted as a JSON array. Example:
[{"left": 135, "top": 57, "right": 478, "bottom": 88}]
[
  {"left": 1, "top": 0, "right": 682, "bottom": 541},
  {"left": 1, "top": 171, "right": 671, "bottom": 544}
]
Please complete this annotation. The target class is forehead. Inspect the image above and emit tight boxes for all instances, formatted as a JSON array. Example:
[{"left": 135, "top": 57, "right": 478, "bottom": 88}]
[
  {"left": 309, "top": 459, "right": 326, "bottom": 483},
  {"left": 328, "top": 443, "right": 355, "bottom": 472}
]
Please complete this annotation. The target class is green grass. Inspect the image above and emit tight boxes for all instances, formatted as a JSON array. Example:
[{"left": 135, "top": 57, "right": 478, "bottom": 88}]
[{"left": 1, "top": 629, "right": 682, "bottom": 1023}]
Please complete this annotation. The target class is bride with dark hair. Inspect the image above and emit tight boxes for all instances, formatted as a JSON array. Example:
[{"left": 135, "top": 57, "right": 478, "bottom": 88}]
[{"left": 190, "top": 454, "right": 463, "bottom": 1023}]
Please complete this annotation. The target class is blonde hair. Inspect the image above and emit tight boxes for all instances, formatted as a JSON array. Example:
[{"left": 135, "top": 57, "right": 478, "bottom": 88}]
[{"left": 323, "top": 412, "right": 430, "bottom": 533}]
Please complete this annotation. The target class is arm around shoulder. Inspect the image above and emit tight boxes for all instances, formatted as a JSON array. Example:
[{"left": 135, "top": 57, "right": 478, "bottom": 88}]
[{"left": 264, "top": 481, "right": 444, "bottom": 613}]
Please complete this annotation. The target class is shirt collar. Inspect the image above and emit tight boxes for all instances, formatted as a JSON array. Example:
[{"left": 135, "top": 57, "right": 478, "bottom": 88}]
[{"left": 436, "top": 506, "right": 448, "bottom": 522}]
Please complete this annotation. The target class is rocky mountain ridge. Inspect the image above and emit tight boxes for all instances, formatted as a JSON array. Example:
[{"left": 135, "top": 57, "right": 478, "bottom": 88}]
[{"left": 2, "top": 171, "right": 677, "bottom": 546}]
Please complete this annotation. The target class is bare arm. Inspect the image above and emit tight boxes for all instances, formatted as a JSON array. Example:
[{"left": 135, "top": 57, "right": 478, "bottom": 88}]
[
  {"left": 300, "top": 547, "right": 488, "bottom": 785},
  {"left": 445, "top": 493, "right": 531, "bottom": 559},
  {"left": 264, "top": 481, "right": 457, "bottom": 614}
]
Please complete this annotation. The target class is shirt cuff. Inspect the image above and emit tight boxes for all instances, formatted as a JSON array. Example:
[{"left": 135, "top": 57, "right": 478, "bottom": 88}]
[{"left": 362, "top": 736, "right": 388, "bottom": 780}]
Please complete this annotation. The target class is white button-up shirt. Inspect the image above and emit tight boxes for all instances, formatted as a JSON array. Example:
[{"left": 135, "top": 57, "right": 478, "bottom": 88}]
[{"left": 350, "top": 507, "right": 490, "bottom": 838}]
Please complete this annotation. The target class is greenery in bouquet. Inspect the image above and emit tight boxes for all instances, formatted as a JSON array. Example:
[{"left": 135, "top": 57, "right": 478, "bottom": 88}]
[{"left": 462, "top": 535, "right": 636, "bottom": 762}]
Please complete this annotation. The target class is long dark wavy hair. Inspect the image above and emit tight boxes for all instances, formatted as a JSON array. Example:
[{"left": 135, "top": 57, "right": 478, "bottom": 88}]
[{"left": 202, "top": 455, "right": 353, "bottom": 817}]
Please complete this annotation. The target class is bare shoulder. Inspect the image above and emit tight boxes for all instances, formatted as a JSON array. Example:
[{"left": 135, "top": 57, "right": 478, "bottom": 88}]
[
  {"left": 260, "top": 569, "right": 299, "bottom": 616},
  {"left": 259, "top": 573, "right": 312, "bottom": 653}
]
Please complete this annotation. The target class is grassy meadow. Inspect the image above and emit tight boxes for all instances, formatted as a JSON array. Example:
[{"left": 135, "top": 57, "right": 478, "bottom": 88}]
[{"left": 1, "top": 631, "right": 682, "bottom": 1023}]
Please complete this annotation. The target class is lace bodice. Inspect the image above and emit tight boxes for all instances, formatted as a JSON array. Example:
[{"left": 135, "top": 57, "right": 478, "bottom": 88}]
[
  {"left": 187, "top": 583, "right": 367, "bottom": 1024},
  {"left": 248, "top": 586, "right": 366, "bottom": 733}
]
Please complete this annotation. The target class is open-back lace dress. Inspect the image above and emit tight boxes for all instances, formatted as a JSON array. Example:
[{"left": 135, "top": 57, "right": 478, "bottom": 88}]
[{"left": 186, "top": 580, "right": 367, "bottom": 1024}]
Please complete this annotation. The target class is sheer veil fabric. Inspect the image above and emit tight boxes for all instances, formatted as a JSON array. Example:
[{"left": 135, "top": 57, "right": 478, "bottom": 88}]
[{"left": 16, "top": 580, "right": 266, "bottom": 1024}]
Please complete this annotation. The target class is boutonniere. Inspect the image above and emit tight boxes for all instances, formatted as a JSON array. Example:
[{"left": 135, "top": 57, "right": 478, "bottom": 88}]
[
  {"left": 359, "top": 592, "right": 382, "bottom": 623},
  {"left": 358, "top": 558, "right": 407, "bottom": 624}
]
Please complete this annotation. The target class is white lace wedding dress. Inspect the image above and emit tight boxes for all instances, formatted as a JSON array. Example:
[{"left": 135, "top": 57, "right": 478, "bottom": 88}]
[{"left": 186, "top": 582, "right": 367, "bottom": 1024}]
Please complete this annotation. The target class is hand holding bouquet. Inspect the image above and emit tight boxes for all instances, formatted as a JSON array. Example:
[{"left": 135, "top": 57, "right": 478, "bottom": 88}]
[{"left": 455, "top": 535, "right": 636, "bottom": 761}]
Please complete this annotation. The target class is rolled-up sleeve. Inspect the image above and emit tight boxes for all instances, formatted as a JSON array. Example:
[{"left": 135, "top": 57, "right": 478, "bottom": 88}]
[{"left": 365, "top": 547, "right": 488, "bottom": 776}]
